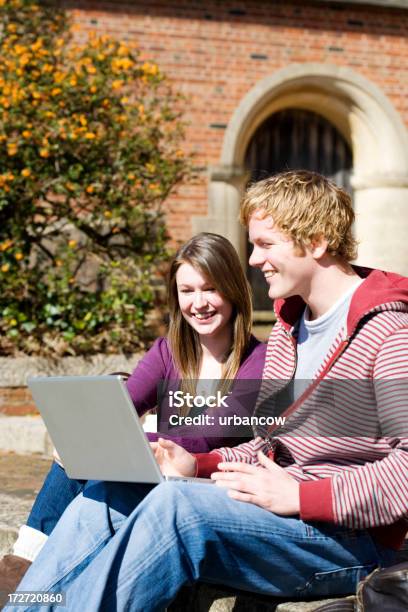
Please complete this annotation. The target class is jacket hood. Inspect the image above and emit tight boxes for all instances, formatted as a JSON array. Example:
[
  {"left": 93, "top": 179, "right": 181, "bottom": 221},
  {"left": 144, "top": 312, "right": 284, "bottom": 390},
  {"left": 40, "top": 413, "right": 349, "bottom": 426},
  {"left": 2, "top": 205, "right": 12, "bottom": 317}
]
[{"left": 274, "top": 266, "right": 408, "bottom": 336}]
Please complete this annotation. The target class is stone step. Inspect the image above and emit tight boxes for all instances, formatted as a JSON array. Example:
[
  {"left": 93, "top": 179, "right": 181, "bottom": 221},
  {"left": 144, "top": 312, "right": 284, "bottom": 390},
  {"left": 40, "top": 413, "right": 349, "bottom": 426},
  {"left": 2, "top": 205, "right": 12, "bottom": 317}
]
[
  {"left": 253, "top": 322, "right": 273, "bottom": 342},
  {"left": 169, "top": 584, "right": 353, "bottom": 611},
  {"left": 0, "top": 413, "right": 158, "bottom": 456},
  {"left": 0, "top": 415, "right": 52, "bottom": 456}
]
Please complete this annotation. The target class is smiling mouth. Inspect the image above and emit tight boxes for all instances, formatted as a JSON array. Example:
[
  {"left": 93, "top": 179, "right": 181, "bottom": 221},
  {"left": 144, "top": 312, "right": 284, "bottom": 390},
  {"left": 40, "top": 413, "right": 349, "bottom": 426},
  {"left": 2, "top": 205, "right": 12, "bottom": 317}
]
[
  {"left": 193, "top": 311, "right": 216, "bottom": 320},
  {"left": 264, "top": 270, "right": 278, "bottom": 280}
]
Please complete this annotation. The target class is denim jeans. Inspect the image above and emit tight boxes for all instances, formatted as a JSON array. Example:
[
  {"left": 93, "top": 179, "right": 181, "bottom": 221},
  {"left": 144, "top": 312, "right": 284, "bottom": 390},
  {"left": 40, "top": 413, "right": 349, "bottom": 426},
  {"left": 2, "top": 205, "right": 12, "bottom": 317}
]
[
  {"left": 12, "top": 480, "right": 396, "bottom": 612},
  {"left": 26, "top": 462, "right": 85, "bottom": 536}
]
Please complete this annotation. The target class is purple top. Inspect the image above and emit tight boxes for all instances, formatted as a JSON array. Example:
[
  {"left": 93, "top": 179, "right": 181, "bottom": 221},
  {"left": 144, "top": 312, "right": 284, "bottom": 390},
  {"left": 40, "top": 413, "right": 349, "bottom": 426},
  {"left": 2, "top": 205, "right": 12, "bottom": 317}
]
[{"left": 126, "top": 335, "right": 266, "bottom": 453}]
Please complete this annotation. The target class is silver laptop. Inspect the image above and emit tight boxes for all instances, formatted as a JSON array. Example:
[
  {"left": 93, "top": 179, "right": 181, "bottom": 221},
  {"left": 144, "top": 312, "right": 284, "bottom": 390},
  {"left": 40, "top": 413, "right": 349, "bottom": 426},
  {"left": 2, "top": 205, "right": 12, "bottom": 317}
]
[{"left": 27, "top": 375, "right": 213, "bottom": 484}]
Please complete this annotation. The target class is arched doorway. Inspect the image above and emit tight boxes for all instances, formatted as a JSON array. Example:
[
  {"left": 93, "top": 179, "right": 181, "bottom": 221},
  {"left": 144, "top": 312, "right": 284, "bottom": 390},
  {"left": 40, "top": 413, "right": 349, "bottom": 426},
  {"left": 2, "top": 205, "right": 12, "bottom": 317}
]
[
  {"left": 192, "top": 64, "right": 408, "bottom": 280},
  {"left": 244, "top": 108, "right": 353, "bottom": 310}
]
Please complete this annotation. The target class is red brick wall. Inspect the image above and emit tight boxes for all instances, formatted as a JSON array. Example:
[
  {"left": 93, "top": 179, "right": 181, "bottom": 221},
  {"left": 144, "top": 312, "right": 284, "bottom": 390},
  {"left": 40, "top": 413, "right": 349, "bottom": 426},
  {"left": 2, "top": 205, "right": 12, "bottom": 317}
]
[
  {"left": 0, "top": 387, "right": 37, "bottom": 416},
  {"left": 63, "top": 0, "right": 408, "bottom": 243}
]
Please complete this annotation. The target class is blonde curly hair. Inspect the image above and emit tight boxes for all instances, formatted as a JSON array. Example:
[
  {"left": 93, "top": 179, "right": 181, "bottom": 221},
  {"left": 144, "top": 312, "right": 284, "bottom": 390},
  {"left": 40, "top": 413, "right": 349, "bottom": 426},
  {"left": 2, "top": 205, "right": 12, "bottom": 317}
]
[{"left": 240, "top": 170, "right": 357, "bottom": 261}]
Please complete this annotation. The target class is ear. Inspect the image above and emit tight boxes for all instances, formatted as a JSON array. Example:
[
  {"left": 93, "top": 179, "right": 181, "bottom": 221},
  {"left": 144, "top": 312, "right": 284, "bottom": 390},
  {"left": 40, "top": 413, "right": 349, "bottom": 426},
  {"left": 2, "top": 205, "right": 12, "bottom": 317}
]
[{"left": 309, "top": 235, "right": 328, "bottom": 260}]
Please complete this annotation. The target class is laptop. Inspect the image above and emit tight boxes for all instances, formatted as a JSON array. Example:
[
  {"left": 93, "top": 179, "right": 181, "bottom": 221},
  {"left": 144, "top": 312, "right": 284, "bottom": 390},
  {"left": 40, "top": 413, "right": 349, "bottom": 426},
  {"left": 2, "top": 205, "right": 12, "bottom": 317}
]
[{"left": 27, "top": 375, "right": 214, "bottom": 485}]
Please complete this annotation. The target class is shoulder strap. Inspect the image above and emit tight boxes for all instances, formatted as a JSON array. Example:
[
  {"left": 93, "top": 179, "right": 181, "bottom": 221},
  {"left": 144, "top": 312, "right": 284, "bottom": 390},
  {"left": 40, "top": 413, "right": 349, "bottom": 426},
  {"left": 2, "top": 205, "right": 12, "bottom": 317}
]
[{"left": 265, "top": 339, "right": 349, "bottom": 437}]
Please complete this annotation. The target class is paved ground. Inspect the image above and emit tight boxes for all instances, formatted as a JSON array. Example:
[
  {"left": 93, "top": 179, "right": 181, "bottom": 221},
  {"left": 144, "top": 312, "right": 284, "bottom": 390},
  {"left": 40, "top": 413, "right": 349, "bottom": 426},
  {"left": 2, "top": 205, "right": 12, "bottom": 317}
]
[{"left": 0, "top": 452, "right": 51, "bottom": 556}]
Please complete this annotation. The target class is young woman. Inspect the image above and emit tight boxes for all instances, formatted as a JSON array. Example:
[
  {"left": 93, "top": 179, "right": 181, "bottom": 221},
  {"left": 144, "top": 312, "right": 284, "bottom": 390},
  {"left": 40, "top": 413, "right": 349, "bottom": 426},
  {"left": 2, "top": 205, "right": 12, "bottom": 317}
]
[{"left": 0, "top": 232, "right": 266, "bottom": 594}]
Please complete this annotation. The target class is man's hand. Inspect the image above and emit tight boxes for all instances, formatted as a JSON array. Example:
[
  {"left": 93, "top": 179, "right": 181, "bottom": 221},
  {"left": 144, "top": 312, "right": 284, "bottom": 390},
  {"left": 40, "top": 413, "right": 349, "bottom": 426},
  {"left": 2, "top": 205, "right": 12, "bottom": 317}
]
[
  {"left": 150, "top": 438, "right": 197, "bottom": 477},
  {"left": 211, "top": 450, "right": 300, "bottom": 515}
]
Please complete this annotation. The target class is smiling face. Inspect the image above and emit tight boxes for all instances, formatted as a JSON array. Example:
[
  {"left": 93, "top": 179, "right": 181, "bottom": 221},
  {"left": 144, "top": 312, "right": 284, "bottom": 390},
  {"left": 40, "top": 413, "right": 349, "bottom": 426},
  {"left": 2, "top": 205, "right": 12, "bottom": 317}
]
[
  {"left": 176, "top": 262, "right": 233, "bottom": 339},
  {"left": 248, "top": 212, "right": 318, "bottom": 301}
]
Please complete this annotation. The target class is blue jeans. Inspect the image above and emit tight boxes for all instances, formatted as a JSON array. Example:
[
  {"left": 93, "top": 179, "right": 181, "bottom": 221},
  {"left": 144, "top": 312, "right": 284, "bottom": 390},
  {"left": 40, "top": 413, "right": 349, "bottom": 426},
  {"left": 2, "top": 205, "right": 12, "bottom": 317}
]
[
  {"left": 12, "top": 480, "right": 396, "bottom": 612},
  {"left": 26, "top": 462, "right": 85, "bottom": 536}
]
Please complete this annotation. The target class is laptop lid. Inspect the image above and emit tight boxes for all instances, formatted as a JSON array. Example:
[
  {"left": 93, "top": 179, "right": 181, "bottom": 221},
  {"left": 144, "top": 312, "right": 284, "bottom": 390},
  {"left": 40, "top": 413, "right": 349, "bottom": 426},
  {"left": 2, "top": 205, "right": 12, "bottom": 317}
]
[{"left": 27, "top": 375, "right": 164, "bottom": 484}]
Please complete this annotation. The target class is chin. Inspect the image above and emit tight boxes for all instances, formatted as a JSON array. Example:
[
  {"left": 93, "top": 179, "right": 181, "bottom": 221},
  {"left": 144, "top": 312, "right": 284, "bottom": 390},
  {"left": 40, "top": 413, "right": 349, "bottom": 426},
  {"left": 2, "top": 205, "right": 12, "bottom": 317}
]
[
  {"left": 268, "top": 287, "right": 291, "bottom": 301},
  {"left": 191, "top": 323, "right": 215, "bottom": 334},
  {"left": 268, "top": 286, "right": 281, "bottom": 300},
  {"left": 198, "top": 324, "right": 225, "bottom": 338}
]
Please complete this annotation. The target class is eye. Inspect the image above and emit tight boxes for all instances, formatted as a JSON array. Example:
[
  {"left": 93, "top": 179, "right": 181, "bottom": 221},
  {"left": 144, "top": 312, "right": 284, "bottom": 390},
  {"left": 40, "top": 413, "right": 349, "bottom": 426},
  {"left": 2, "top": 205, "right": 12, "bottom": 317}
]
[
  {"left": 203, "top": 287, "right": 215, "bottom": 292},
  {"left": 178, "top": 288, "right": 193, "bottom": 294}
]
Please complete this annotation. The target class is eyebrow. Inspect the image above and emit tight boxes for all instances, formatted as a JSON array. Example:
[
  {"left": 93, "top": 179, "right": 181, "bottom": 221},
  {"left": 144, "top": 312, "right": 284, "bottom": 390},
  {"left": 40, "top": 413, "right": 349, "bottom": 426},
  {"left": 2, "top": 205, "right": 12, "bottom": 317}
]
[
  {"left": 177, "top": 282, "right": 213, "bottom": 289},
  {"left": 248, "top": 236, "right": 275, "bottom": 245}
]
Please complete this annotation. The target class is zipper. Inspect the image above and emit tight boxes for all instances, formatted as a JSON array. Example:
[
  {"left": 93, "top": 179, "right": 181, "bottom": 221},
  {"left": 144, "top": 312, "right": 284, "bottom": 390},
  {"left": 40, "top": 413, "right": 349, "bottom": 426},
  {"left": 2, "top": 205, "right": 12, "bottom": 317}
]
[
  {"left": 264, "top": 336, "right": 350, "bottom": 438},
  {"left": 285, "top": 327, "right": 298, "bottom": 379},
  {"left": 262, "top": 327, "right": 297, "bottom": 454}
]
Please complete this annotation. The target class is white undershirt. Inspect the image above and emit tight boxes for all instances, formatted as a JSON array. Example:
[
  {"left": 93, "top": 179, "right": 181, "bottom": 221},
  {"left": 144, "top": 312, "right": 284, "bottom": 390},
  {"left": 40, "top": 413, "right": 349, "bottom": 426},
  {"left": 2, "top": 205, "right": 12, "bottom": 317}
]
[{"left": 293, "top": 278, "right": 364, "bottom": 400}]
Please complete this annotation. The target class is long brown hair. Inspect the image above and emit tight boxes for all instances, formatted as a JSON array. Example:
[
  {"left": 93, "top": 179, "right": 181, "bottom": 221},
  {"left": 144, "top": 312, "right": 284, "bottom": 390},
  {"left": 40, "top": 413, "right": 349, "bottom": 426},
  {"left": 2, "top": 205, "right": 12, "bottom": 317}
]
[{"left": 167, "top": 233, "right": 252, "bottom": 409}]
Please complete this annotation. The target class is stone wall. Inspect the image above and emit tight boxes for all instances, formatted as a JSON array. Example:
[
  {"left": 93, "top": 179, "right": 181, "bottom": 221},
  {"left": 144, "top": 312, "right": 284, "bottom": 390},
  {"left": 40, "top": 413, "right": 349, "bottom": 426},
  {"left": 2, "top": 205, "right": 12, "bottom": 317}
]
[{"left": 0, "top": 353, "right": 142, "bottom": 416}]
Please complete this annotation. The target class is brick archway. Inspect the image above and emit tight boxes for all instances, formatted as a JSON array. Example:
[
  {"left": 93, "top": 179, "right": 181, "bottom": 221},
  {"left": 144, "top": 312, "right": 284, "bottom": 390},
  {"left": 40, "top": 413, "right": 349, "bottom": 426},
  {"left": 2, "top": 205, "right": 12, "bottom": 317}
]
[{"left": 193, "top": 63, "right": 408, "bottom": 274}]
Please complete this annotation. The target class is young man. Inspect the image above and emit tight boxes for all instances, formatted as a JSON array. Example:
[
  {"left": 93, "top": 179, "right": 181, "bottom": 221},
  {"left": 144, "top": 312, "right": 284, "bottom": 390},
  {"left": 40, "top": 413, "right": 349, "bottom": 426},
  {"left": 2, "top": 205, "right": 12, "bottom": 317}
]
[{"left": 10, "top": 171, "right": 408, "bottom": 611}]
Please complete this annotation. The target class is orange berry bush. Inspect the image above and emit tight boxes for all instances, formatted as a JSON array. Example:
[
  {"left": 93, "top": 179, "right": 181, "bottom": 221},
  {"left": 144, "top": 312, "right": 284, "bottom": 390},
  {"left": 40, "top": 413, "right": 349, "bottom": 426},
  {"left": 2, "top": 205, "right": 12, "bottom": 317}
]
[{"left": 0, "top": 0, "right": 189, "bottom": 356}]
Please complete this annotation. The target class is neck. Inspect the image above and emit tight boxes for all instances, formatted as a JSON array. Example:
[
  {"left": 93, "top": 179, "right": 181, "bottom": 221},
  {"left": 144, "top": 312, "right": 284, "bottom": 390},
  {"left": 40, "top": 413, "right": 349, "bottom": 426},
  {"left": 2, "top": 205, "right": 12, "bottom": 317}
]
[
  {"left": 302, "top": 260, "right": 361, "bottom": 320},
  {"left": 199, "top": 326, "right": 232, "bottom": 362}
]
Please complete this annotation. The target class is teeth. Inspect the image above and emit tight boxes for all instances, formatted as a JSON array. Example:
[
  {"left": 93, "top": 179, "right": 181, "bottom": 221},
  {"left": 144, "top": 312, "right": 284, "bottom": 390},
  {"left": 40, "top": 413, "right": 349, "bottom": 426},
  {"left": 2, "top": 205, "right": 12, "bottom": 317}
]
[{"left": 194, "top": 312, "right": 215, "bottom": 319}]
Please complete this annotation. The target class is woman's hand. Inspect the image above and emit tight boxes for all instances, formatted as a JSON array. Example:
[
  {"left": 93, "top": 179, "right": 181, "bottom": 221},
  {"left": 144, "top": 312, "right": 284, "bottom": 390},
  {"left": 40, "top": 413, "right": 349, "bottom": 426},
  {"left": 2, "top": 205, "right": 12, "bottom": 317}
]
[
  {"left": 52, "top": 446, "right": 64, "bottom": 468},
  {"left": 211, "top": 450, "right": 300, "bottom": 515},
  {"left": 150, "top": 438, "right": 197, "bottom": 477}
]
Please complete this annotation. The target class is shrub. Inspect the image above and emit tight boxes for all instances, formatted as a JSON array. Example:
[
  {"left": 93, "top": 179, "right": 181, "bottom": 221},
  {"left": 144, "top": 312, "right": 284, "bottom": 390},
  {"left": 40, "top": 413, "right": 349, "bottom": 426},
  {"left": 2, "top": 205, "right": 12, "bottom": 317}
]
[{"left": 0, "top": 0, "right": 189, "bottom": 356}]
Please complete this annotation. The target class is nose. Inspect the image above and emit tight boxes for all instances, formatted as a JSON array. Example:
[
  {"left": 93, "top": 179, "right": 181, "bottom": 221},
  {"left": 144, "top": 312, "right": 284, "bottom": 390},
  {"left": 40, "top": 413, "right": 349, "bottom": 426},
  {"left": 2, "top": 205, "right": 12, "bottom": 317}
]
[
  {"left": 192, "top": 290, "right": 208, "bottom": 309},
  {"left": 248, "top": 244, "right": 264, "bottom": 269}
]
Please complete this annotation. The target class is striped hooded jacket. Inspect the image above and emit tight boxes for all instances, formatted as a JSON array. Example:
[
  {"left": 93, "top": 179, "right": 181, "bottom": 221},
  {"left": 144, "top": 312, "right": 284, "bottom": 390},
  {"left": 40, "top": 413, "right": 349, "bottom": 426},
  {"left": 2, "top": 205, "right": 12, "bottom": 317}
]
[{"left": 195, "top": 268, "right": 408, "bottom": 549}]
